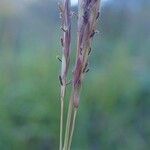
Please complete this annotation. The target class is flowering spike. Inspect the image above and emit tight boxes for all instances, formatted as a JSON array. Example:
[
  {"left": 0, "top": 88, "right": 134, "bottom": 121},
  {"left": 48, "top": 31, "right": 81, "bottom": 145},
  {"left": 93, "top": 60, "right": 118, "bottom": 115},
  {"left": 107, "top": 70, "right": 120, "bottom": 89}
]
[
  {"left": 73, "top": 0, "right": 101, "bottom": 108},
  {"left": 60, "top": 0, "right": 71, "bottom": 84}
]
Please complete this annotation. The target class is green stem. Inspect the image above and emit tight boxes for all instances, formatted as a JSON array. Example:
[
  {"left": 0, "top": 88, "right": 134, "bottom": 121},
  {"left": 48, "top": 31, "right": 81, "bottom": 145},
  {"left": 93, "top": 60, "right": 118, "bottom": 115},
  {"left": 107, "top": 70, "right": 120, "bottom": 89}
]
[
  {"left": 68, "top": 108, "right": 77, "bottom": 150},
  {"left": 59, "top": 99, "right": 64, "bottom": 150},
  {"left": 59, "top": 86, "right": 66, "bottom": 150},
  {"left": 63, "top": 95, "right": 73, "bottom": 150}
]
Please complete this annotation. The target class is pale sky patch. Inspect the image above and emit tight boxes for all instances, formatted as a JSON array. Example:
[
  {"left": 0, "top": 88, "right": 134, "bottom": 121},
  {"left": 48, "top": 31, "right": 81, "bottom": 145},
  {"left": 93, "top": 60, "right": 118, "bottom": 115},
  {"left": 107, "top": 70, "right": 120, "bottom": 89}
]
[{"left": 71, "top": 0, "right": 111, "bottom": 6}]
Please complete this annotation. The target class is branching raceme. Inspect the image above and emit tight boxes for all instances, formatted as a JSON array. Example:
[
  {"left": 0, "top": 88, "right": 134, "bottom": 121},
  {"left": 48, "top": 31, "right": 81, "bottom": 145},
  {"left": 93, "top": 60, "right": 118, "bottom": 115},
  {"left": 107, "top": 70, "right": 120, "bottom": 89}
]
[{"left": 58, "top": 0, "right": 101, "bottom": 149}]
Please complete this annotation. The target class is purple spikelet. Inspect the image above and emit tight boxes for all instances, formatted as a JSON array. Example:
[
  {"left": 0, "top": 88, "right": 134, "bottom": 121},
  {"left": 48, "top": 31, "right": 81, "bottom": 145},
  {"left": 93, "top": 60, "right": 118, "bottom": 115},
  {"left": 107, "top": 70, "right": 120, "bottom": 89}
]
[
  {"left": 59, "top": 0, "right": 71, "bottom": 97},
  {"left": 73, "top": 0, "right": 101, "bottom": 108}
]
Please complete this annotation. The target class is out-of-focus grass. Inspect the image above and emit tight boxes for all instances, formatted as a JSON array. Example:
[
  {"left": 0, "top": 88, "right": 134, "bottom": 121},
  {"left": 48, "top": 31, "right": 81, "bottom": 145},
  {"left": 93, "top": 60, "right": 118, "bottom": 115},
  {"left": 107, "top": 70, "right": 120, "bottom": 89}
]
[{"left": 0, "top": 47, "right": 60, "bottom": 149}]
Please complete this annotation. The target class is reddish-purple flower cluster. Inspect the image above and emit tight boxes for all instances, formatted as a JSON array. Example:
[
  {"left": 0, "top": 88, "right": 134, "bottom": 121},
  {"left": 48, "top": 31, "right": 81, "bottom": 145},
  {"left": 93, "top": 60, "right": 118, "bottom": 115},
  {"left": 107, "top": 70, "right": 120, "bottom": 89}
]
[
  {"left": 73, "top": 0, "right": 100, "bottom": 108},
  {"left": 59, "top": 0, "right": 71, "bottom": 98}
]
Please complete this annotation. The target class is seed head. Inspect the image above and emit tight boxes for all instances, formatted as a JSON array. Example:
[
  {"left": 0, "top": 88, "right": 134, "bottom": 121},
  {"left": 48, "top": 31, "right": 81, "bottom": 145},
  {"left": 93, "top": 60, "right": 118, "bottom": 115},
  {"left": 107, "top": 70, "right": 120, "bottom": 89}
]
[
  {"left": 73, "top": 0, "right": 101, "bottom": 108},
  {"left": 59, "top": 0, "right": 71, "bottom": 82}
]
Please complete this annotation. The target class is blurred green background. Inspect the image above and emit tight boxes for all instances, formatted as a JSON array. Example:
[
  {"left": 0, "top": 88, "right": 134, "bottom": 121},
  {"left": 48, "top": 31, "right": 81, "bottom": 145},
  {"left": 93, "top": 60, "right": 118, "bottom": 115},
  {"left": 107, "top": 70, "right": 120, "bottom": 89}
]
[{"left": 0, "top": 0, "right": 150, "bottom": 149}]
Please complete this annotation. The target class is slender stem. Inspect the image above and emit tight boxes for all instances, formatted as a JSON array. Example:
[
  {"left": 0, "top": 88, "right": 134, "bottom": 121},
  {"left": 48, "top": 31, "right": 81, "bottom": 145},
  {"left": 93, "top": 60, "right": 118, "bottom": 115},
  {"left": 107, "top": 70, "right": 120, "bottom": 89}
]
[
  {"left": 59, "top": 98, "right": 64, "bottom": 150},
  {"left": 63, "top": 95, "right": 73, "bottom": 150},
  {"left": 60, "top": 86, "right": 66, "bottom": 150},
  {"left": 68, "top": 108, "right": 77, "bottom": 150}
]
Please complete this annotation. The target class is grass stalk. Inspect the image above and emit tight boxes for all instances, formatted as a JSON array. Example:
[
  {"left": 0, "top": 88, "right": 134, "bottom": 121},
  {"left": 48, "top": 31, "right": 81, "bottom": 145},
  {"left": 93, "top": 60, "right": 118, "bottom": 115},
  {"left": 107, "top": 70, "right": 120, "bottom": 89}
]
[
  {"left": 63, "top": 94, "right": 73, "bottom": 150},
  {"left": 59, "top": 96, "right": 64, "bottom": 150},
  {"left": 68, "top": 108, "right": 77, "bottom": 150},
  {"left": 59, "top": 85, "right": 66, "bottom": 150}
]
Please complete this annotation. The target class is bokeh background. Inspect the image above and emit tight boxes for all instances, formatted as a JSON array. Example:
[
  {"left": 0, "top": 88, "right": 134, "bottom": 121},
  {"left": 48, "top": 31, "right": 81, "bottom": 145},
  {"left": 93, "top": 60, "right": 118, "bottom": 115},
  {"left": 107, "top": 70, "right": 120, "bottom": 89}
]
[{"left": 0, "top": 0, "right": 150, "bottom": 149}]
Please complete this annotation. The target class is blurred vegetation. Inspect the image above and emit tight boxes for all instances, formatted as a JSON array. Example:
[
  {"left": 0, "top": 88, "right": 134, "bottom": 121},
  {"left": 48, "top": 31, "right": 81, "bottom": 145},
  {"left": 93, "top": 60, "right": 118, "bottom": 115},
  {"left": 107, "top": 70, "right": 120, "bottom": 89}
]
[{"left": 0, "top": 0, "right": 150, "bottom": 150}]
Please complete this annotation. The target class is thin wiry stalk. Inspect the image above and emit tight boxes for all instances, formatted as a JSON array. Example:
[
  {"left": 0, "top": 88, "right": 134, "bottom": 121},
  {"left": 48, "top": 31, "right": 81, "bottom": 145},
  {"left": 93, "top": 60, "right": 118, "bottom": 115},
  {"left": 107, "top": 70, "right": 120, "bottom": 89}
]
[
  {"left": 68, "top": 108, "right": 77, "bottom": 150},
  {"left": 60, "top": 96, "right": 64, "bottom": 150},
  {"left": 63, "top": 94, "right": 73, "bottom": 150},
  {"left": 58, "top": 0, "right": 71, "bottom": 149}
]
